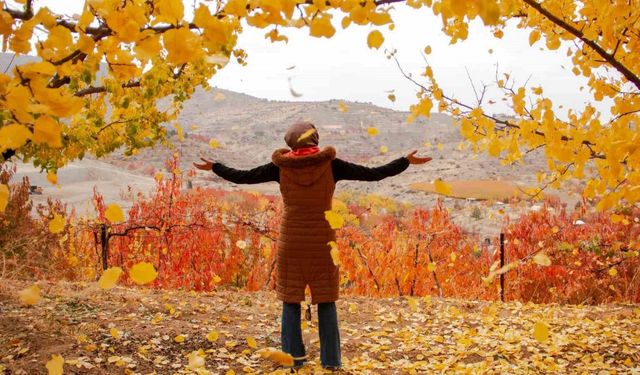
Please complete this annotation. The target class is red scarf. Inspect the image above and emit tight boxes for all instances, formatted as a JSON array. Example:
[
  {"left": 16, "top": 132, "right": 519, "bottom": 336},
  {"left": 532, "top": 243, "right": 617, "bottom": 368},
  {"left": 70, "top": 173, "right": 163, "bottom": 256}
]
[{"left": 285, "top": 146, "right": 320, "bottom": 157}]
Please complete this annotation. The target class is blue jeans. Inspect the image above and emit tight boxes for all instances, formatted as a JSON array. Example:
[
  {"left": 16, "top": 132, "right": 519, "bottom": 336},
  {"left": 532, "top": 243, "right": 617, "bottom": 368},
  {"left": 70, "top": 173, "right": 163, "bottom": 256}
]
[{"left": 281, "top": 302, "right": 341, "bottom": 368}]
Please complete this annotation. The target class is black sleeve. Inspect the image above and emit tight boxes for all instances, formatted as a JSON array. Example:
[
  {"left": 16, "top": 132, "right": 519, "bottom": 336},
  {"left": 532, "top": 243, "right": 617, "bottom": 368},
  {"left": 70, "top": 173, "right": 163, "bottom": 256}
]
[
  {"left": 332, "top": 157, "right": 410, "bottom": 182},
  {"left": 2, "top": 149, "right": 15, "bottom": 162},
  {"left": 211, "top": 162, "right": 280, "bottom": 184}
]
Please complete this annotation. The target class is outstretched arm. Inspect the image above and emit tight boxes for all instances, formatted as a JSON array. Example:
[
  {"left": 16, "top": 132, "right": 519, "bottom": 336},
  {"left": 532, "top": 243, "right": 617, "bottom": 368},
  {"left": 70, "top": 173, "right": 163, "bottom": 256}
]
[
  {"left": 194, "top": 158, "right": 280, "bottom": 184},
  {"left": 332, "top": 150, "right": 431, "bottom": 182}
]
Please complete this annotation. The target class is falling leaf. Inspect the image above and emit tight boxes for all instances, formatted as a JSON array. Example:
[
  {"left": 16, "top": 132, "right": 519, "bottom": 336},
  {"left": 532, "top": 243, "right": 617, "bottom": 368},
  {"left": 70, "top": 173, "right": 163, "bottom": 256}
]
[
  {"left": 552, "top": 226, "right": 560, "bottom": 233},
  {"left": 207, "top": 330, "right": 219, "bottom": 342},
  {"left": 154, "top": 172, "right": 163, "bottom": 181},
  {"left": 348, "top": 303, "right": 357, "bottom": 313},
  {"left": 367, "top": 127, "right": 379, "bottom": 136},
  {"left": 434, "top": 179, "right": 452, "bottom": 195},
  {"left": 213, "top": 92, "right": 226, "bottom": 101},
  {"left": 367, "top": 30, "right": 384, "bottom": 49},
  {"left": 424, "top": 45, "right": 432, "bottom": 54},
  {"left": 608, "top": 268, "right": 618, "bottom": 277},
  {"left": 46, "top": 354, "right": 64, "bottom": 375},
  {"left": 48, "top": 214, "right": 65, "bottom": 234},
  {"left": 328, "top": 241, "right": 341, "bottom": 266},
  {"left": 19, "top": 284, "right": 40, "bottom": 305},
  {"left": 209, "top": 138, "right": 220, "bottom": 149},
  {"left": 437, "top": 143, "right": 443, "bottom": 151},
  {"left": 174, "top": 334, "right": 185, "bottom": 343},
  {"left": 407, "top": 297, "right": 418, "bottom": 312},
  {"left": 297, "top": 128, "right": 316, "bottom": 142},
  {"left": 379, "top": 145, "right": 388, "bottom": 154},
  {"left": 187, "top": 350, "right": 206, "bottom": 369},
  {"left": 324, "top": 210, "right": 344, "bottom": 229},
  {"left": 212, "top": 274, "right": 222, "bottom": 284},
  {"left": 288, "top": 77, "right": 303, "bottom": 98},
  {"left": 338, "top": 102, "right": 348, "bottom": 112},
  {"left": 129, "top": 262, "right": 158, "bottom": 285},
  {"left": 257, "top": 348, "right": 294, "bottom": 366},
  {"left": 47, "top": 171, "right": 58, "bottom": 185},
  {"left": 533, "top": 321, "right": 550, "bottom": 343},
  {"left": 286, "top": 65, "right": 296, "bottom": 70},
  {"left": 104, "top": 203, "right": 124, "bottom": 223},
  {"left": 387, "top": 94, "right": 396, "bottom": 102},
  {"left": 0, "top": 184, "right": 8, "bottom": 212},
  {"left": 427, "top": 262, "right": 436, "bottom": 272},
  {"left": 533, "top": 252, "right": 551, "bottom": 267},
  {"left": 236, "top": 240, "right": 247, "bottom": 249},
  {"left": 98, "top": 267, "right": 123, "bottom": 289},
  {"left": 246, "top": 336, "right": 257, "bottom": 349}
]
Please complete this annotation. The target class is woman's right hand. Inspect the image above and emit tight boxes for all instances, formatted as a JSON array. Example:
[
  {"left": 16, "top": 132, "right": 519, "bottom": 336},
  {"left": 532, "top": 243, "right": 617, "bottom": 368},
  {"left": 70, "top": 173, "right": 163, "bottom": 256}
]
[
  {"left": 193, "top": 158, "right": 215, "bottom": 171},
  {"left": 406, "top": 150, "right": 432, "bottom": 165}
]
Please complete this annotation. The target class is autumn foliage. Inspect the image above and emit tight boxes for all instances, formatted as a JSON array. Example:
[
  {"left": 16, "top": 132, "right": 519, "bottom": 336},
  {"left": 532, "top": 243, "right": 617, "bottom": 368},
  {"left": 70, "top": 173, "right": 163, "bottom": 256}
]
[{"left": 35, "top": 157, "right": 635, "bottom": 304}]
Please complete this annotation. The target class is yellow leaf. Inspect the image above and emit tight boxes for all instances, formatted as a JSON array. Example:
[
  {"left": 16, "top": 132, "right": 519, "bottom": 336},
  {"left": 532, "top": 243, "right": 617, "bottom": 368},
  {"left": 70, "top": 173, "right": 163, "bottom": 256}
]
[
  {"left": 0, "top": 124, "right": 32, "bottom": 152},
  {"left": 424, "top": 45, "right": 432, "bottom": 54},
  {"left": 110, "top": 327, "right": 122, "bottom": 339},
  {"left": 225, "top": 370, "right": 236, "bottom": 375},
  {"left": 324, "top": 211, "right": 344, "bottom": 229},
  {"left": 0, "top": 184, "right": 9, "bottom": 212},
  {"left": 437, "top": 143, "right": 443, "bottom": 151},
  {"left": 529, "top": 30, "right": 541, "bottom": 46},
  {"left": 338, "top": 102, "right": 348, "bottom": 112},
  {"left": 608, "top": 267, "right": 618, "bottom": 277},
  {"left": 104, "top": 203, "right": 125, "bottom": 223},
  {"left": 33, "top": 116, "right": 63, "bottom": 148},
  {"left": 450, "top": 252, "right": 457, "bottom": 262},
  {"left": 212, "top": 274, "right": 222, "bottom": 284},
  {"left": 154, "top": 172, "right": 163, "bottom": 181},
  {"left": 533, "top": 321, "right": 550, "bottom": 343},
  {"left": 129, "top": 262, "right": 158, "bottom": 285},
  {"left": 163, "top": 27, "right": 201, "bottom": 65},
  {"left": 174, "top": 334, "right": 185, "bottom": 343},
  {"left": 236, "top": 240, "right": 247, "bottom": 249},
  {"left": 155, "top": 0, "right": 184, "bottom": 25},
  {"left": 533, "top": 252, "right": 551, "bottom": 267},
  {"left": 297, "top": 128, "right": 316, "bottom": 143},
  {"left": 257, "top": 348, "right": 294, "bottom": 366},
  {"left": 407, "top": 297, "right": 418, "bottom": 312},
  {"left": 46, "top": 354, "right": 64, "bottom": 375},
  {"left": 187, "top": 350, "right": 206, "bottom": 369},
  {"left": 427, "top": 262, "right": 436, "bottom": 272},
  {"left": 98, "top": 267, "right": 123, "bottom": 289},
  {"left": 348, "top": 303, "right": 357, "bottom": 313},
  {"left": 328, "top": 241, "right": 341, "bottom": 266},
  {"left": 434, "top": 179, "right": 452, "bottom": 195},
  {"left": 367, "top": 30, "right": 384, "bottom": 49},
  {"left": 611, "top": 214, "right": 623, "bottom": 223},
  {"left": 309, "top": 15, "right": 335, "bottom": 38},
  {"left": 48, "top": 214, "right": 65, "bottom": 234},
  {"left": 379, "top": 145, "right": 388, "bottom": 154},
  {"left": 552, "top": 226, "right": 559, "bottom": 233},
  {"left": 47, "top": 171, "right": 58, "bottom": 185},
  {"left": 367, "top": 127, "right": 379, "bottom": 136},
  {"left": 206, "top": 330, "right": 219, "bottom": 342},
  {"left": 387, "top": 94, "right": 396, "bottom": 102},
  {"left": 19, "top": 284, "right": 40, "bottom": 305},
  {"left": 246, "top": 336, "right": 257, "bottom": 349}
]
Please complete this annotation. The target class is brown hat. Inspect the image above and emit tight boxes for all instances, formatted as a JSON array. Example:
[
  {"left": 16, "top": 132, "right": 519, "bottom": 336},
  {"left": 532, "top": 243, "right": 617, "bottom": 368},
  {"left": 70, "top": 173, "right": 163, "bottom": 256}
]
[{"left": 284, "top": 121, "right": 319, "bottom": 150}]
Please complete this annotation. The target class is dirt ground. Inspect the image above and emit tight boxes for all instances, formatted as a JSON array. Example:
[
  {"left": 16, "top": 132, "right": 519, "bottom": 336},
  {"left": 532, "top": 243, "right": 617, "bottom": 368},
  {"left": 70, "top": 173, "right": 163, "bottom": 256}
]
[{"left": 1, "top": 279, "right": 639, "bottom": 374}]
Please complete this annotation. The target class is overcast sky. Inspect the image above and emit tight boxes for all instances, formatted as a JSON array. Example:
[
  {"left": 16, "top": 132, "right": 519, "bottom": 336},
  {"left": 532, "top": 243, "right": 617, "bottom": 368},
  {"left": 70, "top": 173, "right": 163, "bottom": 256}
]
[{"left": 25, "top": 1, "right": 610, "bottom": 118}]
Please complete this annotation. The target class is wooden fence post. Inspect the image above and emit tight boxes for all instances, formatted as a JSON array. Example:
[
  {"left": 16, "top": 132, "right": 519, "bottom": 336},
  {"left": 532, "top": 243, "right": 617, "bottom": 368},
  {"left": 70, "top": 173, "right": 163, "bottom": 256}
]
[
  {"left": 500, "top": 232, "right": 505, "bottom": 302},
  {"left": 100, "top": 223, "right": 109, "bottom": 270}
]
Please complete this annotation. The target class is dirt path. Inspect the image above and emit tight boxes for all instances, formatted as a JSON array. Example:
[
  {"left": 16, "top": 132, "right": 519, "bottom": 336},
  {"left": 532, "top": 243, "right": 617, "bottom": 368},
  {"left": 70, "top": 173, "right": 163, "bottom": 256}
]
[{"left": 1, "top": 280, "right": 639, "bottom": 374}]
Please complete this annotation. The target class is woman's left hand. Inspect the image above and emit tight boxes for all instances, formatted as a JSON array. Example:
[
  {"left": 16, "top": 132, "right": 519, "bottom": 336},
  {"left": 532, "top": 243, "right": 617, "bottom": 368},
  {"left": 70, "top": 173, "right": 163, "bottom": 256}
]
[{"left": 406, "top": 150, "right": 432, "bottom": 165}]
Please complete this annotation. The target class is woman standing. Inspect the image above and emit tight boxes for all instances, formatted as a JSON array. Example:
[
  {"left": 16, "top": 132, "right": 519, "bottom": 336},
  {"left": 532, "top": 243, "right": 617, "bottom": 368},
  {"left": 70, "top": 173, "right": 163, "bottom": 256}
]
[{"left": 194, "top": 121, "right": 431, "bottom": 369}]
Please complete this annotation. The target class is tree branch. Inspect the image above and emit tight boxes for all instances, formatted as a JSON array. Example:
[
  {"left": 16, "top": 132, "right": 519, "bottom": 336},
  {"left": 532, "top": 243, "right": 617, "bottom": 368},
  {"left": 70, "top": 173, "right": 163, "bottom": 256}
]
[{"left": 521, "top": 0, "right": 640, "bottom": 90}]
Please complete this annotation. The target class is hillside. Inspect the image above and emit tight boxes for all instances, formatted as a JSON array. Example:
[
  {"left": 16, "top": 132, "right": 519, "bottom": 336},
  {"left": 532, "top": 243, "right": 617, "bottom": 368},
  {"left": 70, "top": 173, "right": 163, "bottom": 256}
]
[{"left": 1, "top": 280, "right": 638, "bottom": 374}]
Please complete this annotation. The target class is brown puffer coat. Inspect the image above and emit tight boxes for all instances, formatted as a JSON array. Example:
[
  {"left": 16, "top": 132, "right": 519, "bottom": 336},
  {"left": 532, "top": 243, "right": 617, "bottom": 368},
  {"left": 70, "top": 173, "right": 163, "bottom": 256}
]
[{"left": 272, "top": 146, "right": 338, "bottom": 304}]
